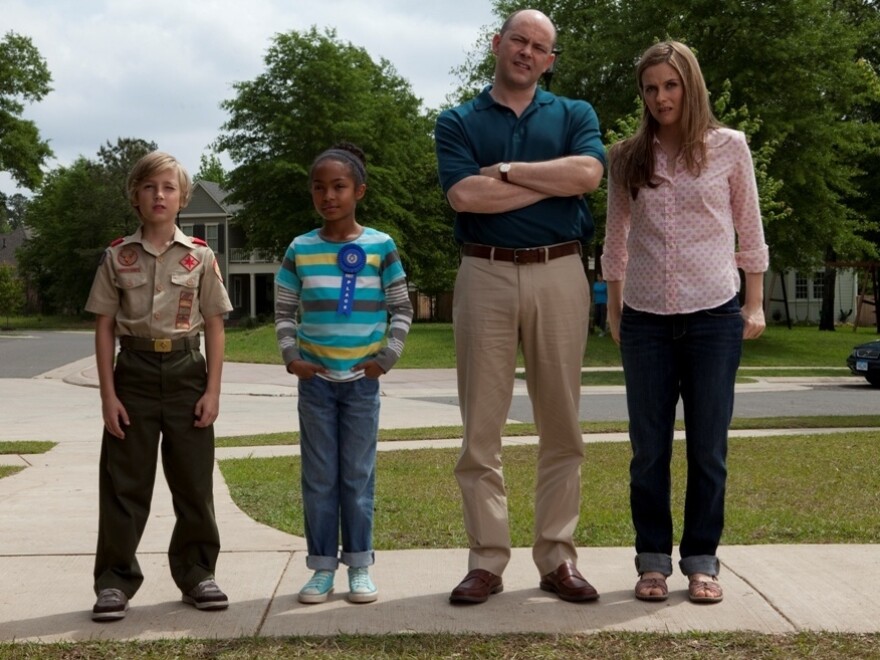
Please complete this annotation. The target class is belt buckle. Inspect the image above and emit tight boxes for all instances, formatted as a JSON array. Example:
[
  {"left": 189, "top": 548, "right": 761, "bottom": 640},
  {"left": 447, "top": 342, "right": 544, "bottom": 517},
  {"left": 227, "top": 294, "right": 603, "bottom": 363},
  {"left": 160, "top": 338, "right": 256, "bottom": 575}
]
[
  {"left": 513, "top": 247, "right": 540, "bottom": 264},
  {"left": 153, "top": 338, "right": 172, "bottom": 353}
]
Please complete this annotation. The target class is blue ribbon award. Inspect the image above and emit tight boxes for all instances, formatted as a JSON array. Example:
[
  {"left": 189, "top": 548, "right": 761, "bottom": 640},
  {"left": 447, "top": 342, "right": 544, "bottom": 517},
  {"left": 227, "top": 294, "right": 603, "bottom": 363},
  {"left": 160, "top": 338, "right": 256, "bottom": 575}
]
[{"left": 337, "top": 244, "right": 367, "bottom": 316}]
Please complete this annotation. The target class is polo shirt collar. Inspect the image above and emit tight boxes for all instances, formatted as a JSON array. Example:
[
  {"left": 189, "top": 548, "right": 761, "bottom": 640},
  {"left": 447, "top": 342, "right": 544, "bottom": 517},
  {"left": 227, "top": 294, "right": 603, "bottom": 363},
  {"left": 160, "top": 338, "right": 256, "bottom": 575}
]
[{"left": 474, "top": 84, "right": 556, "bottom": 111}]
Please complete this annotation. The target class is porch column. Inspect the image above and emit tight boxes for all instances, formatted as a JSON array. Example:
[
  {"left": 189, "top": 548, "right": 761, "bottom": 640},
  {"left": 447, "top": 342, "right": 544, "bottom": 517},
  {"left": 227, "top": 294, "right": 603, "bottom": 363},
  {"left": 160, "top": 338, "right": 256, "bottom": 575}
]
[{"left": 249, "top": 274, "right": 257, "bottom": 318}]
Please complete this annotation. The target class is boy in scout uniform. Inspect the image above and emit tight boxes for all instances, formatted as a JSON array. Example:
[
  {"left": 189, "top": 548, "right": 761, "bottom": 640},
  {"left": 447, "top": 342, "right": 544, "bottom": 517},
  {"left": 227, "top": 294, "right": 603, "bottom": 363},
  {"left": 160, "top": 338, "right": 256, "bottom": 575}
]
[{"left": 85, "top": 151, "right": 233, "bottom": 621}]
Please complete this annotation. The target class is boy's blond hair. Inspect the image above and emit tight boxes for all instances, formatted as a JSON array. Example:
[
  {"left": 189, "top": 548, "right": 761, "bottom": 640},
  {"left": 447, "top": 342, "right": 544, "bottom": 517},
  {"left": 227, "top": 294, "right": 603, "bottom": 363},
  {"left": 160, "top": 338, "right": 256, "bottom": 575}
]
[{"left": 126, "top": 151, "right": 192, "bottom": 210}]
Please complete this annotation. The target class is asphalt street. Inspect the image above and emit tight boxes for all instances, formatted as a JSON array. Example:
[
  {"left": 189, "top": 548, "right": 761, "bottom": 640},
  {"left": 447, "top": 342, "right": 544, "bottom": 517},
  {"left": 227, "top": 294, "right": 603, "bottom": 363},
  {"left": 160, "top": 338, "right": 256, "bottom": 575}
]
[
  {"left": 417, "top": 381, "right": 880, "bottom": 422},
  {"left": 0, "top": 330, "right": 94, "bottom": 378},
  {"left": 1, "top": 331, "right": 877, "bottom": 423}
]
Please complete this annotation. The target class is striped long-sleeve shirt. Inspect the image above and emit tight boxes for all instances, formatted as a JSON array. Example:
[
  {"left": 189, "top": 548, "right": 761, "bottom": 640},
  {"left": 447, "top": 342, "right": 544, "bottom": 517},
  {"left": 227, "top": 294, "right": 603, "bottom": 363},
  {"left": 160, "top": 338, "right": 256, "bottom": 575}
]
[{"left": 274, "top": 227, "right": 413, "bottom": 381}]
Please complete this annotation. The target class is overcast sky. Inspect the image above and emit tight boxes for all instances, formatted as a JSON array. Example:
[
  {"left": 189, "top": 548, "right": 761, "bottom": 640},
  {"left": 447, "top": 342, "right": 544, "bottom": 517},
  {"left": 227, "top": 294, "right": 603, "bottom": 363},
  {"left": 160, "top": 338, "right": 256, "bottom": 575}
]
[{"left": 3, "top": 0, "right": 500, "bottom": 193}]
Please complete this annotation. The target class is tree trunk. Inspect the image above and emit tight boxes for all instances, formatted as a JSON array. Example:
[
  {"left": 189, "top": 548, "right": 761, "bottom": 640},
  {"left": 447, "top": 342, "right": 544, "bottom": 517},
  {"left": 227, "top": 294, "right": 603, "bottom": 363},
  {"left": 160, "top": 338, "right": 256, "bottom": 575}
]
[{"left": 819, "top": 249, "right": 837, "bottom": 331}]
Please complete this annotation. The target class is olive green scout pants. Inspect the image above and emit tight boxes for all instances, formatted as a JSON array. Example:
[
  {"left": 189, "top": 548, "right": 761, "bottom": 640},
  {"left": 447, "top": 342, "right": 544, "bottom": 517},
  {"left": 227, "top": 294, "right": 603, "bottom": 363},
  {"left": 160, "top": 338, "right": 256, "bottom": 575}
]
[{"left": 93, "top": 346, "right": 220, "bottom": 598}]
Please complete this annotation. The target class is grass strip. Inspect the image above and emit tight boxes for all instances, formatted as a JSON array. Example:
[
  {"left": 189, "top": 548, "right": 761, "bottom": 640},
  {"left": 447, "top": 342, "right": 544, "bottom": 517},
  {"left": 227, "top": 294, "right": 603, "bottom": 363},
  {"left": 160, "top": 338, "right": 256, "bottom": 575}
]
[
  {"left": 1, "top": 632, "right": 878, "bottom": 659},
  {"left": 220, "top": 431, "right": 880, "bottom": 549},
  {"left": 215, "top": 415, "right": 880, "bottom": 447},
  {"left": 0, "top": 441, "right": 56, "bottom": 455},
  {"left": 0, "top": 466, "right": 24, "bottom": 479},
  {"left": 221, "top": 322, "right": 879, "bottom": 369}
]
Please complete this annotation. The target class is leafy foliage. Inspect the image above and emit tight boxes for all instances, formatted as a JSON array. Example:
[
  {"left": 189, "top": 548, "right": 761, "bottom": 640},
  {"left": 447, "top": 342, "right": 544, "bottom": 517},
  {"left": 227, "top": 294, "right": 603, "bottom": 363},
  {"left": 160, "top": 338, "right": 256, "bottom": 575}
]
[
  {"left": 194, "top": 151, "right": 229, "bottom": 188},
  {"left": 0, "top": 263, "right": 24, "bottom": 326},
  {"left": 215, "top": 28, "right": 456, "bottom": 292},
  {"left": 0, "top": 31, "right": 53, "bottom": 190},
  {"left": 16, "top": 138, "right": 156, "bottom": 313},
  {"left": 465, "top": 0, "right": 880, "bottom": 272},
  {"left": 0, "top": 191, "right": 28, "bottom": 232}
]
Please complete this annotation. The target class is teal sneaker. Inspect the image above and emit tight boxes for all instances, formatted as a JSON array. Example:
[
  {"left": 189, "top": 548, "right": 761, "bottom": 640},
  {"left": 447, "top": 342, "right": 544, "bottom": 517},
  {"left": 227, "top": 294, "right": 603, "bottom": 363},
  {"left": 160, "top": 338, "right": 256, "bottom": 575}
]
[
  {"left": 298, "top": 570, "right": 335, "bottom": 604},
  {"left": 348, "top": 566, "right": 378, "bottom": 604}
]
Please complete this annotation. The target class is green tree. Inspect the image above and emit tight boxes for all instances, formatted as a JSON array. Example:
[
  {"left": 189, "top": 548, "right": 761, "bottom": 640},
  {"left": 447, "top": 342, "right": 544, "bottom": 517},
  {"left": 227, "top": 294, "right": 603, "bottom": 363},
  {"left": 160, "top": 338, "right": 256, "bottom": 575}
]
[
  {"left": 0, "top": 263, "right": 24, "bottom": 328},
  {"left": 215, "top": 27, "right": 455, "bottom": 293},
  {"left": 194, "top": 151, "right": 229, "bottom": 188},
  {"left": 0, "top": 32, "right": 53, "bottom": 190},
  {"left": 468, "top": 0, "right": 880, "bottom": 274},
  {"left": 0, "top": 192, "right": 28, "bottom": 231},
  {"left": 17, "top": 138, "right": 155, "bottom": 313}
]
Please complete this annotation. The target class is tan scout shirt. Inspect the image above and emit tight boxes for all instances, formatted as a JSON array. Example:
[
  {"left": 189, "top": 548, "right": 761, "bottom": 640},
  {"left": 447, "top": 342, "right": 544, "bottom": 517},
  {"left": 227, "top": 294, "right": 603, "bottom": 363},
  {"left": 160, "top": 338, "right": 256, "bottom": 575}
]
[{"left": 85, "top": 226, "right": 233, "bottom": 339}]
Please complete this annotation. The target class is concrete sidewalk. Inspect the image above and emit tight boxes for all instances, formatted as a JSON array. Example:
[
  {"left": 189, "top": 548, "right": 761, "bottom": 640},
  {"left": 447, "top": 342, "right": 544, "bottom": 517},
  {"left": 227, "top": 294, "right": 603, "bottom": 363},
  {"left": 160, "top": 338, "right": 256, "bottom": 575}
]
[{"left": 0, "top": 359, "right": 877, "bottom": 641}]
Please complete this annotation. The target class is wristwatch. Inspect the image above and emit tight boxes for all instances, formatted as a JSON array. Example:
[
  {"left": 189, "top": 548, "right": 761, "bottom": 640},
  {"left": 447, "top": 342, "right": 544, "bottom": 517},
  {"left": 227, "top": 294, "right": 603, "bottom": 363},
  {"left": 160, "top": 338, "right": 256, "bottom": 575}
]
[{"left": 499, "top": 162, "right": 511, "bottom": 182}]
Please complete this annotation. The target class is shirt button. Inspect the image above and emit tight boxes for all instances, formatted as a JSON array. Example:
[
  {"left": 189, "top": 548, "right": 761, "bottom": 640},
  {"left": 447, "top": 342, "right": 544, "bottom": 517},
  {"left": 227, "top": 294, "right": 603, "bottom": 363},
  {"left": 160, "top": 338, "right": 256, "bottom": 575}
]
[
  {"left": 156, "top": 285, "right": 163, "bottom": 292},
  {"left": 154, "top": 313, "right": 160, "bottom": 320},
  {"left": 187, "top": 279, "right": 194, "bottom": 286}
]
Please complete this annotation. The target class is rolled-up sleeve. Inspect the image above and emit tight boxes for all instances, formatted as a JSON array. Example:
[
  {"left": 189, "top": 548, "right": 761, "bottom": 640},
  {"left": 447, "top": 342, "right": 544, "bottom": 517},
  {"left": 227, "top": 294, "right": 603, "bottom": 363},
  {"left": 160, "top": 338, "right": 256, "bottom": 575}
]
[{"left": 730, "top": 133, "right": 769, "bottom": 273}]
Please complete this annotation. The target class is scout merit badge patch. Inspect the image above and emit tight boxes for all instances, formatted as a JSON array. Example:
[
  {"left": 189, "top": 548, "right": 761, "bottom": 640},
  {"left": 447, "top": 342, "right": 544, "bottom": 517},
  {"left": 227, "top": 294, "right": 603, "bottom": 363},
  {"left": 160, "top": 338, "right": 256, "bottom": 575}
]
[
  {"left": 116, "top": 246, "right": 140, "bottom": 273},
  {"left": 337, "top": 244, "right": 366, "bottom": 316},
  {"left": 117, "top": 247, "right": 138, "bottom": 267}
]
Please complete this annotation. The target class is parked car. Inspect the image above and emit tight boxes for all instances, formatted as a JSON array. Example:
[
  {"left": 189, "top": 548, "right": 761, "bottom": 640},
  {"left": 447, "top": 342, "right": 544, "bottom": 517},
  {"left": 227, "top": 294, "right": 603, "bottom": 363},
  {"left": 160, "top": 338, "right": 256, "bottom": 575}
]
[{"left": 846, "top": 339, "right": 880, "bottom": 387}]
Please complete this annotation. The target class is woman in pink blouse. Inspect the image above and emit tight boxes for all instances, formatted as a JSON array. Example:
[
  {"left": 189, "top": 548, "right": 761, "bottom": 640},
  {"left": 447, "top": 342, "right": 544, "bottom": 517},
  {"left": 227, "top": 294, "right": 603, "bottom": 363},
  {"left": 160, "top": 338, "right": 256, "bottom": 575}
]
[{"left": 602, "top": 41, "right": 769, "bottom": 605}]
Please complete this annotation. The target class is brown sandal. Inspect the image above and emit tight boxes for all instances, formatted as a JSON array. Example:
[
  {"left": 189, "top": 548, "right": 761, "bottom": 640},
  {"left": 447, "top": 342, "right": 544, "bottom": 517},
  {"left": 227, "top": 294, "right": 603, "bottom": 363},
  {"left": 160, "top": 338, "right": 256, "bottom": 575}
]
[
  {"left": 688, "top": 576, "right": 723, "bottom": 603},
  {"left": 635, "top": 575, "right": 668, "bottom": 602}
]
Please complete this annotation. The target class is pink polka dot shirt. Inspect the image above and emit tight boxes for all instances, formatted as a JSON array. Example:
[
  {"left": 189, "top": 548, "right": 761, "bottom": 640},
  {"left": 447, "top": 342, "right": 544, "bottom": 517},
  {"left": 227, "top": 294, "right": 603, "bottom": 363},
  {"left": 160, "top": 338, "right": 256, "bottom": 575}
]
[{"left": 602, "top": 128, "right": 769, "bottom": 315}]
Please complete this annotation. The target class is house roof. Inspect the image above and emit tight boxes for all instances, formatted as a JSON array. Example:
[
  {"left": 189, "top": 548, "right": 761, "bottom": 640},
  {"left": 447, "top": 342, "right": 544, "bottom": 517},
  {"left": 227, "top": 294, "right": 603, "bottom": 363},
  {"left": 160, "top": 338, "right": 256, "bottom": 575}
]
[
  {"left": 0, "top": 226, "right": 28, "bottom": 266},
  {"left": 183, "top": 180, "right": 243, "bottom": 216}
]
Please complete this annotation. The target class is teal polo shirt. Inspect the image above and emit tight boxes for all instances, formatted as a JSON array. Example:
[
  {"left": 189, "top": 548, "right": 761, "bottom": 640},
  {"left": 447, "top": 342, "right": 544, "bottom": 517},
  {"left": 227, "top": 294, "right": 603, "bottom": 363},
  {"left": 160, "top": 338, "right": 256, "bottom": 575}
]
[{"left": 435, "top": 85, "right": 605, "bottom": 248}]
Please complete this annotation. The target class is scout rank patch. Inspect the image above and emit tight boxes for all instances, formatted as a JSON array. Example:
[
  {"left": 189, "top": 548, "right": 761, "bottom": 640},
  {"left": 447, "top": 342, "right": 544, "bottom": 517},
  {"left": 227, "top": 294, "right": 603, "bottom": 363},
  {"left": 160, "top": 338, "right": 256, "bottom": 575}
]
[{"left": 180, "top": 253, "right": 200, "bottom": 272}]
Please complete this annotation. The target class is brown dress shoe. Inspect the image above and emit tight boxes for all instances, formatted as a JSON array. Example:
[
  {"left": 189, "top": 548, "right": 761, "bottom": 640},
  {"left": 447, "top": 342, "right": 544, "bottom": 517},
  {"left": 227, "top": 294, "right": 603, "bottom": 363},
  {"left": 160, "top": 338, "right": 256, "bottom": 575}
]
[
  {"left": 449, "top": 569, "right": 503, "bottom": 604},
  {"left": 540, "top": 561, "right": 599, "bottom": 602}
]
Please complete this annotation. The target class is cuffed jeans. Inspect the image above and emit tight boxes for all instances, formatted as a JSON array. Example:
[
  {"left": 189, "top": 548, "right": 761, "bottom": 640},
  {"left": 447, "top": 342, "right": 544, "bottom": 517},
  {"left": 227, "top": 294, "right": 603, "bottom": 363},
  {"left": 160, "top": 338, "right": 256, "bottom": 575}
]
[
  {"left": 298, "top": 375, "right": 380, "bottom": 571},
  {"left": 452, "top": 252, "right": 589, "bottom": 577},
  {"left": 620, "top": 297, "right": 743, "bottom": 577}
]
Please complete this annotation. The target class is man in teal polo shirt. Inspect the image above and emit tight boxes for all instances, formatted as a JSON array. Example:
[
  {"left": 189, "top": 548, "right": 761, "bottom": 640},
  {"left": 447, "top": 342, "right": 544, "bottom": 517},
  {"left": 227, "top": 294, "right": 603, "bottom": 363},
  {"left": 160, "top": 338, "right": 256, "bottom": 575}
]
[{"left": 435, "top": 8, "right": 605, "bottom": 605}]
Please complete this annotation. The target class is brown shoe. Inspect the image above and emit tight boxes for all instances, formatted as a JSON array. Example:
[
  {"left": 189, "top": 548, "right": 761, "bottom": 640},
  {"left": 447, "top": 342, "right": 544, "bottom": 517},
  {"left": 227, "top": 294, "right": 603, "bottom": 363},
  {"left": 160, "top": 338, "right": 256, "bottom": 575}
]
[
  {"left": 540, "top": 561, "right": 599, "bottom": 602},
  {"left": 449, "top": 569, "right": 503, "bottom": 604},
  {"left": 635, "top": 575, "right": 669, "bottom": 602},
  {"left": 688, "top": 575, "right": 723, "bottom": 604}
]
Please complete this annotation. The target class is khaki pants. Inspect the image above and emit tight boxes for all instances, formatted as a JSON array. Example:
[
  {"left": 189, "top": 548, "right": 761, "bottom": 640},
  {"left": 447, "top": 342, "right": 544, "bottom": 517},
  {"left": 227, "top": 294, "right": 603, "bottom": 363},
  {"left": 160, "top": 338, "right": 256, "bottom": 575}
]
[
  {"left": 93, "top": 347, "right": 220, "bottom": 597},
  {"left": 453, "top": 253, "right": 589, "bottom": 576}
]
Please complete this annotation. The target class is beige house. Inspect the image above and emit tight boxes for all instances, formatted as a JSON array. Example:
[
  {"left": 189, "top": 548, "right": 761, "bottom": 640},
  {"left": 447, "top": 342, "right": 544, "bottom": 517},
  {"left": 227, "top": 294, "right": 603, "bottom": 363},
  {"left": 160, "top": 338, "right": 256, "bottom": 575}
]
[{"left": 178, "top": 181, "right": 280, "bottom": 321}]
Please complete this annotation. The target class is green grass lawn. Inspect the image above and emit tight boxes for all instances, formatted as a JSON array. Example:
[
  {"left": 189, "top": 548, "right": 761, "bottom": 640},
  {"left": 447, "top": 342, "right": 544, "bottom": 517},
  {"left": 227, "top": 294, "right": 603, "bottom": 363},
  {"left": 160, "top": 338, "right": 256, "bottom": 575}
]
[
  {"left": 215, "top": 415, "right": 880, "bottom": 447},
  {"left": 224, "top": 321, "right": 879, "bottom": 369},
  {"left": 0, "top": 315, "right": 93, "bottom": 331},
  {"left": 7, "top": 314, "right": 876, "bottom": 370},
  {"left": 0, "top": 441, "right": 56, "bottom": 454},
  {"left": 219, "top": 431, "right": 880, "bottom": 549},
  {"left": 5, "top": 632, "right": 879, "bottom": 659}
]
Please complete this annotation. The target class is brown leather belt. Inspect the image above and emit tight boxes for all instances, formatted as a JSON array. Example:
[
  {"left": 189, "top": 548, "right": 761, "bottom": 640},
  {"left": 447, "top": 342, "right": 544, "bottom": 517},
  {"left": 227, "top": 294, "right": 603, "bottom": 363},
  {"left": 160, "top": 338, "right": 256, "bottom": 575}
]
[
  {"left": 461, "top": 241, "right": 582, "bottom": 265},
  {"left": 119, "top": 335, "right": 200, "bottom": 353}
]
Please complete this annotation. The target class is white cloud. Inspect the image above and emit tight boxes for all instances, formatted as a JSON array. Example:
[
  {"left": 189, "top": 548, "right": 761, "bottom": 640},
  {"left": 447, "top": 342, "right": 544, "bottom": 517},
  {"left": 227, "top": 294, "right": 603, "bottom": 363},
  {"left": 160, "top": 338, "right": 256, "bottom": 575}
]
[{"left": 2, "top": 0, "right": 499, "bottom": 191}]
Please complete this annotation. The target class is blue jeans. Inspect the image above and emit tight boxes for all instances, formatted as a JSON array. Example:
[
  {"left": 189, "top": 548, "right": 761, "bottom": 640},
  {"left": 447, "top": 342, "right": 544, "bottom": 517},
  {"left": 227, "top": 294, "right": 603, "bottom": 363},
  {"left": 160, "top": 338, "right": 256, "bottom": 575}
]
[
  {"left": 297, "top": 375, "right": 380, "bottom": 570},
  {"left": 620, "top": 297, "right": 743, "bottom": 577}
]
